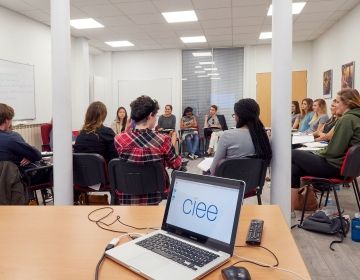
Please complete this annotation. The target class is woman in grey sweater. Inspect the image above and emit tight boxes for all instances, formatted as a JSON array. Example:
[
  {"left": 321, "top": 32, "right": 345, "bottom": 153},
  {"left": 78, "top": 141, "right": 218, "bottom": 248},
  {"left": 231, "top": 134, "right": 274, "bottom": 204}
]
[
  {"left": 157, "top": 104, "right": 177, "bottom": 151},
  {"left": 210, "top": 99, "right": 272, "bottom": 174}
]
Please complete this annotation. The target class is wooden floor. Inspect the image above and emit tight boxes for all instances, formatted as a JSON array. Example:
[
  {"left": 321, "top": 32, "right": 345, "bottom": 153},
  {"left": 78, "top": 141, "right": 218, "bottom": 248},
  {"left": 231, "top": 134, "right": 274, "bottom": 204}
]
[{"left": 184, "top": 158, "right": 360, "bottom": 280}]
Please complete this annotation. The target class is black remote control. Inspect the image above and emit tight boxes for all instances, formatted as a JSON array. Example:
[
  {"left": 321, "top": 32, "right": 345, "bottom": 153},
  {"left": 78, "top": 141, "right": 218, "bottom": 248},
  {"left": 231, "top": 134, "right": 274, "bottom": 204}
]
[{"left": 246, "top": 219, "right": 264, "bottom": 246}]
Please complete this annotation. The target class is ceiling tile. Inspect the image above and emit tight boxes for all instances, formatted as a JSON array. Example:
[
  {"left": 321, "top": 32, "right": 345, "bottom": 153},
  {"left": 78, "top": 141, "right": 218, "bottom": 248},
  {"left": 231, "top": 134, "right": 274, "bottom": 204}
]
[
  {"left": 209, "top": 40, "right": 233, "bottom": 47},
  {"left": 192, "top": 0, "right": 231, "bottom": 9},
  {"left": 0, "top": 0, "right": 34, "bottom": 11},
  {"left": 232, "top": 0, "right": 270, "bottom": 6},
  {"left": 78, "top": 4, "right": 123, "bottom": 17},
  {"left": 233, "top": 25, "right": 260, "bottom": 34},
  {"left": 200, "top": 18, "right": 231, "bottom": 29},
  {"left": 23, "top": 0, "right": 49, "bottom": 11},
  {"left": 168, "top": 21, "right": 203, "bottom": 31},
  {"left": 206, "top": 34, "right": 232, "bottom": 42},
  {"left": 70, "top": 6, "right": 88, "bottom": 19},
  {"left": 109, "top": 0, "right": 149, "bottom": 3},
  {"left": 196, "top": 8, "right": 231, "bottom": 20},
  {"left": 128, "top": 13, "right": 165, "bottom": 24},
  {"left": 303, "top": 0, "right": 348, "bottom": 13},
  {"left": 175, "top": 29, "right": 204, "bottom": 37},
  {"left": 152, "top": 0, "right": 194, "bottom": 12},
  {"left": 232, "top": 5, "right": 268, "bottom": 18},
  {"left": 116, "top": 1, "right": 158, "bottom": 14},
  {"left": 95, "top": 15, "right": 134, "bottom": 26},
  {"left": 233, "top": 16, "right": 263, "bottom": 26},
  {"left": 204, "top": 27, "right": 232, "bottom": 36},
  {"left": 148, "top": 31, "right": 178, "bottom": 39}
]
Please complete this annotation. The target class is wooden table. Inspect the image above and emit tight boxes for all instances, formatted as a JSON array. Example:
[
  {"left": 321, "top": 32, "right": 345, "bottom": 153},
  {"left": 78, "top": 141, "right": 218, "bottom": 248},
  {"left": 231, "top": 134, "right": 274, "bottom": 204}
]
[{"left": 0, "top": 205, "right": 310, "bottom": 280}]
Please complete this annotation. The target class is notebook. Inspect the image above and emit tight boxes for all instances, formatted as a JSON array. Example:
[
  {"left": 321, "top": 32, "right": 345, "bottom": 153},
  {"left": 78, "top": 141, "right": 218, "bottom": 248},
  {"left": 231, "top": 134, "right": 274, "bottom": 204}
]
[{"left": 105, "top": 171, "right": 245, "bottom": 280}]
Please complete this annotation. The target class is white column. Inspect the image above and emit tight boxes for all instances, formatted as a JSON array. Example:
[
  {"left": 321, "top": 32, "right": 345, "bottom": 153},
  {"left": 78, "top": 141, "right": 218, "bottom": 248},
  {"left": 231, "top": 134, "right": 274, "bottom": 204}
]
[
  {"left": 51, "top": 0, "right": 73, "bottom": 205},
  {"left": 270, "top": 0, "right": 292, "bottom": 225},
  {"left": 71, "top": 37, "right": 90, "bottom": 130}
]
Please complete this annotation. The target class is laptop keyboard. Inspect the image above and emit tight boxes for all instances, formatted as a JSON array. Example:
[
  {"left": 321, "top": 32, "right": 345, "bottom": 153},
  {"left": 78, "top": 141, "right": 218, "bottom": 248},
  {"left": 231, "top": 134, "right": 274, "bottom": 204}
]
[{"left": 136, "top": 233, "right": 220, "bottom": 271}]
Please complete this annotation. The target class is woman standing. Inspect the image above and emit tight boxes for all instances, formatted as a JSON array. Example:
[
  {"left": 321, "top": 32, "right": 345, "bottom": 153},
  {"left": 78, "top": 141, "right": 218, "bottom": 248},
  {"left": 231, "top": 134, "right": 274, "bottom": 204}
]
[
  {"left": 111, "top": 107, "right": 129, "bottom": 134},
  {"left": 180, "top": 107, "right": 199, "bottom": 160},
  {"left": 298, "top": 98, "right": 314, "bottom": 132}
]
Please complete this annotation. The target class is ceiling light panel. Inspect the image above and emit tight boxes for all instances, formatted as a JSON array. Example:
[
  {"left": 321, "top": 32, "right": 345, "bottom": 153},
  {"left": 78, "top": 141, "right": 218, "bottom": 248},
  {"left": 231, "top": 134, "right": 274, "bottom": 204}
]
[
  {"left": 105, "top": 41, "right": 134, "bottom": 47},
  {"left": 70, "top": 18, "right": 104, "bottom": 29},
  {"left": 162, "top": 10, "right": 198, "bottom": 23},
  {"left": 180, "top": 36, "right": 206, "bottom": 43},
  {"left": 259, "top": 32, "right": 272, "bottom": 39}
]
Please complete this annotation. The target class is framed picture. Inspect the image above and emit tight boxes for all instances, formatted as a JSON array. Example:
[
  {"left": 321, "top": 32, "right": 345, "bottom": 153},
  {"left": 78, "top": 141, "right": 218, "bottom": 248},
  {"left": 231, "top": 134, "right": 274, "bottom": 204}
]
[
  {"left": 341, "top": 61, "right": 355, "bottom": 89},
  {"left": 323, "top": 69, "right": 332, "bottom": 98}
]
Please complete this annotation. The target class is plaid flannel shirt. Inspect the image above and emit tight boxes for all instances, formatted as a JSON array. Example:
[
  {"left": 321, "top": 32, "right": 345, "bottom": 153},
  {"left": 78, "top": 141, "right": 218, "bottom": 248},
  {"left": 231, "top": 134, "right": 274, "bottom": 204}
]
[{"left": 114, "top": 128, "right": 182, "bottom": 205}]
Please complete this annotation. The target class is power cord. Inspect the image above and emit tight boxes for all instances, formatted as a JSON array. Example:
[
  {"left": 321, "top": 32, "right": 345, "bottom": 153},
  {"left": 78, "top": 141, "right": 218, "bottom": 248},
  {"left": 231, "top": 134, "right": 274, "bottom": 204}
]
[
  {"left": 87, "top": 206, "right": 159, "bottom": 233},
  {"left": 94, "top": 233, "right": 145, "bottom": 280},
  {"left": 234, "top": 245, "right": 309, "bottom": 280}
]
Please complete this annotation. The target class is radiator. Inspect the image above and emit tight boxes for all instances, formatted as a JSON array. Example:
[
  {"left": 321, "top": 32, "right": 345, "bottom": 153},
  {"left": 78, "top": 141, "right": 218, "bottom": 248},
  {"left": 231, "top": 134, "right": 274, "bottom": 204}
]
[{"left": 12, "top": 124, "right": 43, "bottom": 151}]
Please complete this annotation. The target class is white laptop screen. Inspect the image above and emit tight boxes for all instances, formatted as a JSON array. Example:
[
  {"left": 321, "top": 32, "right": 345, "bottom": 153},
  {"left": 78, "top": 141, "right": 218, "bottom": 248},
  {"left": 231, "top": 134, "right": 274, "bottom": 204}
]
[{"left": 165, "top": 178, "right": 239, "bottom": 244}]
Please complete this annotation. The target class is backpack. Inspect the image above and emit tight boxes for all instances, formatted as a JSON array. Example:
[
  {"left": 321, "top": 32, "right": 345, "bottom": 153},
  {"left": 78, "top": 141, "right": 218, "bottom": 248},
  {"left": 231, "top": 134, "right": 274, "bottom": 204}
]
[{"left": 300, "top": 211, "right": 350, "bottom": 250}]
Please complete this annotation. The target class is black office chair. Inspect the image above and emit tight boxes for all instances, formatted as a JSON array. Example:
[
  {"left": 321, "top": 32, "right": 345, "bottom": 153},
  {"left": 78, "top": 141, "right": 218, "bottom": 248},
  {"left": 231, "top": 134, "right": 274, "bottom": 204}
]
[
  {"left": 73, "top": 153, "right": 111, "bottom": 205},
  {"left": 215, "top": 158, "right": 267, "bottom": 204},
  {"left": 108, "top": 159, "right": 165, "bottom": 205}
]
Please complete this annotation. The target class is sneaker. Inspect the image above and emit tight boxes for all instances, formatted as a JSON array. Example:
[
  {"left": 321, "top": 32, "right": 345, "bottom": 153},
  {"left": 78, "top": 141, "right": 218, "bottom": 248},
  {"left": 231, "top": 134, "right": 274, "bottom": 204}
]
[
  {"left": 44, "top": 193, "right": 53, "bottom": 201},
  {"left": 188, "top": 153, "right": 195, "bottom": 160},
  {"left": 193, "top": 154, "right": 199, "bottom": 159}
]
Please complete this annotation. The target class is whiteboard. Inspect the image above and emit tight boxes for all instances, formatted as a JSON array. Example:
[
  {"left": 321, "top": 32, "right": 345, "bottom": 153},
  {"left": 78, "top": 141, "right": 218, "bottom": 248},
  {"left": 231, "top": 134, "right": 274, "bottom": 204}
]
[
  {"left": 118, "top": 79, "right": 172, "bottom": 116},
  {"left": 0, "top": 59, "right": 36, "bottom": 120}
]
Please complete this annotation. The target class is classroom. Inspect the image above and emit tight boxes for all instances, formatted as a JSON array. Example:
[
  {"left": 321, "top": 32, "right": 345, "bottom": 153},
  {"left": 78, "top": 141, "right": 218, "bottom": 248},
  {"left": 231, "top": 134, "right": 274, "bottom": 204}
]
[{"left": 0, "top": 1, "right": 360, "bottom": 279}]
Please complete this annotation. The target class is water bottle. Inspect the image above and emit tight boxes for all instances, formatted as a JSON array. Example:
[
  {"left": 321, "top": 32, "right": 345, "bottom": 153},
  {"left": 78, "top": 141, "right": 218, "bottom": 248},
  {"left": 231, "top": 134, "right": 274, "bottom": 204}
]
[
  {"left": 351, "top": 213, "right": 360, "bottom": 242},
  {"left": 324, "top": 197, "right": 337, "bottom": 216}
]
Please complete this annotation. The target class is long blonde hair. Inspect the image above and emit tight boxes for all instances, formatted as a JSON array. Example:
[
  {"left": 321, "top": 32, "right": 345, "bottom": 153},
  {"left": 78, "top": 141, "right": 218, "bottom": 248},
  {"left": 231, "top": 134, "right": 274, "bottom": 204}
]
[{"left": 82, "top": 101, "right": 107, "bottom": 133}]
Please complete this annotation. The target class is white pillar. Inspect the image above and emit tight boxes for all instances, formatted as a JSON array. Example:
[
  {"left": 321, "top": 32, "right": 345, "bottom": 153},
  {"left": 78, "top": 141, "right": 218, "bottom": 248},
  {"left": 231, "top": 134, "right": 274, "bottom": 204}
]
[
  {"left": 71, "top": 37, "right": 90, "bottom": 130},
  {"left": 51, "top": 0, "right": 73, "bottom": 205},
  {"left": 270, "top": 0, "right": 292, "bottom": 225}
]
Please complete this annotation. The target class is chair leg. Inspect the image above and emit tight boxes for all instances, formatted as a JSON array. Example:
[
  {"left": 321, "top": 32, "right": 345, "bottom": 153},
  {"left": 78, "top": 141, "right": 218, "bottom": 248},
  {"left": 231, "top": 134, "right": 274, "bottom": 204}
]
[
  {"left": 324, "top": 189, "right": 330, "bottom": 206},
  {"left": 352, "top": 179, "right": 360, "bottom": 212},
  {"left": 332, "top": 187, "right": 346, "bottom": 238},
  {"left": 300, "top": 186, "right": 310, "bottom": 225},
  {"left": 257, "top": 193, "right": 262, "bottom": 205}
]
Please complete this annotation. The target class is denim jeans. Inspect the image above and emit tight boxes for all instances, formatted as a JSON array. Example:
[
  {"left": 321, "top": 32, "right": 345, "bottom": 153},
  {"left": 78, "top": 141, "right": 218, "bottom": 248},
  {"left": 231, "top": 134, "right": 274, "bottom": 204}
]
[{"left": 185, "top": 134, "right": 199, "bottom": 154}]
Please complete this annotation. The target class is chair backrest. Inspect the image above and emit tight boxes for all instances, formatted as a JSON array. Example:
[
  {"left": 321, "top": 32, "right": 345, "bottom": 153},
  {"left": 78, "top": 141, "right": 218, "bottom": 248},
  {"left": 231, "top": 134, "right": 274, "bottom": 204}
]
[
  {"left": 217, "top": 114, "right": 228, "bottom": 131},
  {"left": 341, "top": 145, "right": 360, "bottom": 178},
  {"left": 40, "top": 123, "right": 52, "bottom": 152},
  {"left": 215, "top": 158, "right": 267, "bottom": 194},
  {"left": 108, "top": 159, "right": 165, "bottom": 195},
  {"left": 73, "top": 153, "right": 108, "bottom": 187}
]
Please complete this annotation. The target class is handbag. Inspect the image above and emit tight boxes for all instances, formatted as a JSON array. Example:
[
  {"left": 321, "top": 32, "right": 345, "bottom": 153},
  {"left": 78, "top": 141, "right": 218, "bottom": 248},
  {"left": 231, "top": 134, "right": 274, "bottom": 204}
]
[{"left": 294, "top": 185, "right": 318, "bottom": 211}]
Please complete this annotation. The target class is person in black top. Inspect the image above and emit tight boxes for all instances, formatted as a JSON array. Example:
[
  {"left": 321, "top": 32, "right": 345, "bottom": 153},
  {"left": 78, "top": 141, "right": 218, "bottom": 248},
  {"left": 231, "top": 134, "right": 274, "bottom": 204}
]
[{"left": 74, "top": 101, "right": 117, "bottom": 163}]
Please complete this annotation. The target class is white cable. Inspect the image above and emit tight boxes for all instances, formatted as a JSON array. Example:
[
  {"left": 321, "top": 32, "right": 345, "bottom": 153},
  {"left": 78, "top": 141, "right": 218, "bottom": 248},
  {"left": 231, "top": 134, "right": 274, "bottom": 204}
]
[
  {"left": 108, "top": 232, "right": 145, "bottom": 248},
  {"left": 234, "top": 254, "right": 309, "bottom": 280}
]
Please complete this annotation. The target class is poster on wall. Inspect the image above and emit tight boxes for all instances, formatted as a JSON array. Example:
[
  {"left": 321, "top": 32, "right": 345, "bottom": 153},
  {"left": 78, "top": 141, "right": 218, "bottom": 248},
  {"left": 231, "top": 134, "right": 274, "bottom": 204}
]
[
  {"left": 323, "top": 69, "right": 332, "bottom": 98},
  {"left": 341, "top": 61, "right": 355, "bottom": 89}
]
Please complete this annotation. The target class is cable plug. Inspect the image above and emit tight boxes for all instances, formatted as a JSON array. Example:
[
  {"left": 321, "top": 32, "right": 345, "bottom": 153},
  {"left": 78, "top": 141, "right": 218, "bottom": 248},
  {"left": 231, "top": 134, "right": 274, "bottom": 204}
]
[{"left": 105, "top": 237, "right": 120, "bottom": 251}]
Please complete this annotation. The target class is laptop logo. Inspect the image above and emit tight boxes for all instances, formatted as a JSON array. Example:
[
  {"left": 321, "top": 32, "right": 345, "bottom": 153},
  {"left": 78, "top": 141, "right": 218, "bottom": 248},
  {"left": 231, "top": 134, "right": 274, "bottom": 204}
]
[{"left": 182, "top": 198, "right": 218, "bottom": 221}]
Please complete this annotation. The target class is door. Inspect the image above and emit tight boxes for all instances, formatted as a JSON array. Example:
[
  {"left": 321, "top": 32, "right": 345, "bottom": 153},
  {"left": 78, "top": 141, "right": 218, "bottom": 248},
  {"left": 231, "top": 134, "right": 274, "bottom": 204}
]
[{"left": 256, "top": 71, "right": 307, "bottom": 127}]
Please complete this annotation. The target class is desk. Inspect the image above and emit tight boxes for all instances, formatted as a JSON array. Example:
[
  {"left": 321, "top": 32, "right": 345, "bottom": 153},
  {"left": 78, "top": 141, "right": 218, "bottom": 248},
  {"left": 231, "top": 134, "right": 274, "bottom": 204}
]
[{"left": 0, "top": 205, "right": 310, "bottom": 280}]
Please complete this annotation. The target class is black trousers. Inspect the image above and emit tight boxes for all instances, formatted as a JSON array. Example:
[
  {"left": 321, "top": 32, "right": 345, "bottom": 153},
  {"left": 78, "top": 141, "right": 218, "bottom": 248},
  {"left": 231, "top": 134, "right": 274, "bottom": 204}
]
[{"left": 292, "top": 150, "right": 340, "bottom": 188}]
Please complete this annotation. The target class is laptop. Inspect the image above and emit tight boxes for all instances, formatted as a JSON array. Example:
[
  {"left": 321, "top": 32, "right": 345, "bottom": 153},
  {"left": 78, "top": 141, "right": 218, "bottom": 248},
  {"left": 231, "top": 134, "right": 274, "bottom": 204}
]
[{"left": 105, "top": 171, "right": 245, "bottom": 280}]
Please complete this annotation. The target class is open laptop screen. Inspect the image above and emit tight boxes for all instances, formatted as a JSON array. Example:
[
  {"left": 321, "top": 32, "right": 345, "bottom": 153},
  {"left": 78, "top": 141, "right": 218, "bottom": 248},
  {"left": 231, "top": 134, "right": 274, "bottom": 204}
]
[{"left": 162, "top": 172, "right": 244, "bottom": 254}]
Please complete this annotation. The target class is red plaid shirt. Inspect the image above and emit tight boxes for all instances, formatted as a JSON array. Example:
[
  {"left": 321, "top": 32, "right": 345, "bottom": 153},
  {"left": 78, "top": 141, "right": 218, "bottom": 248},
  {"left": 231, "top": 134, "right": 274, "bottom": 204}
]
[{"left": 114, "top": 128, "right": 182, "bottom": 205}]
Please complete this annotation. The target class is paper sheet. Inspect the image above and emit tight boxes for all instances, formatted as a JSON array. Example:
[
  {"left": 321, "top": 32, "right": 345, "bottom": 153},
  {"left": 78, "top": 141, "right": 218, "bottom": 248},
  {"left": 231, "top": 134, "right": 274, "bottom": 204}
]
[
  {"left": 292, "top": 134, "right": 314, "bottom": 145},
  {"left": 87, "top": 183, "right": 101, "bottom": 191},
  {"left": 197, "top": 157, "right": 214, "bottom": 172}
]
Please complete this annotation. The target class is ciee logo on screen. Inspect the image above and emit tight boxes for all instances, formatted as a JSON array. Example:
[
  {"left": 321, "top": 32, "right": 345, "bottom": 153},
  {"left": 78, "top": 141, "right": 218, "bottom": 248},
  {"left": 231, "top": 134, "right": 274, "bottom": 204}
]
[{"left": 182, "top": 198, "right": 218, "bottom": 221}]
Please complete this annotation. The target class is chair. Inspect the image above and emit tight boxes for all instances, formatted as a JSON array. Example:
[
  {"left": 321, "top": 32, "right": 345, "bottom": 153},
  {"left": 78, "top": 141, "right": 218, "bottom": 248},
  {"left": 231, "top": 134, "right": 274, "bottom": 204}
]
[
  {"left": 73, "top": 153, "right": 111, "bottom": 204},
  {"left": 108, "top": 159, "right": 165, "bottom": 205},
  {"left": 0, "top": 161, "right": 26, "bottom": 205},
  {"left": 299, "top": 145, "right": 360, "bottom": 237},
  {"left": 215, "top": 158, "right": 267, "bottom": 204},
  {"left": 22, "top": 163, "right": 53, "bottom": 205},
  {"left": 40, "top": 123, "right": 52, "bottom": 152},
  {"left": 178, "top": 129, "right": 201, "bottom": 156}
]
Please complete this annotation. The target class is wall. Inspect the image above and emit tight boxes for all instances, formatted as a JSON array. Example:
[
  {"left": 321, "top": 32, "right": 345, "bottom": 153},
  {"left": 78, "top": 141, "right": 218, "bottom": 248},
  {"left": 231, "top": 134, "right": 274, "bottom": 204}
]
[
  {"left": 309, "top": 3, "right": 360, "bottom": 100},
  {"left": 0, "top": 6, "right": 51, "bottom": 124},
  {"left": 92, "top": 49, "right": 182, "bottom": 127},
  {"left": 243, "top": 42, "right": 313, "bottom": 100}
]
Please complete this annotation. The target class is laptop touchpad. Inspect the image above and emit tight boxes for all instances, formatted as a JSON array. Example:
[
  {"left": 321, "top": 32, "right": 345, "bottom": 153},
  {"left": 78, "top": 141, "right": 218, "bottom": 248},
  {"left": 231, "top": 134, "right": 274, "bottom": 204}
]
[{"left": 127, "top": 251, "right": 165, "bottom": 272}]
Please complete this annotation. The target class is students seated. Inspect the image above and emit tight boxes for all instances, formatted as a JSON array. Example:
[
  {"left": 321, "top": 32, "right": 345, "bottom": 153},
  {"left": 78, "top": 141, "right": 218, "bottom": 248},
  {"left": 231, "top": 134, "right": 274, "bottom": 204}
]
[
  {"left": 298, "top": 98, "right": 314, "bottom": 132},
  {"left": 303, "top": 98, "right": 329, "bottom": 134},
  {"left": 111, "top": 107, "right": 129, "bottom": 134},
  {"left": 291, "top": 89, "right": 360, "bottom": 210},
  {"left": 157, "top": 104, "right": 177, "bottom": 149},
  {"left": 204, "top": 105, "right": 227, "bottom": 155},
  {"left": 314, "top": 99, "right": 341, "bottom": 142},
  {"left": 74, "top": 101, "right": 117, "bottom": 163},
  {"left": 0, "top": 103, "right": 44, "bottom": 202},
  {"left": 210, "top": 99, "right": 272, "bottom": 175},
  {"left": 180, "top": 107, "right": 199, "bottom": 159},
  {"left": 114, "top": 95, "right": 182, "bottom": 204},
  {"left": 291, "top": 101, "right": 301, "bottom": 129}
]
